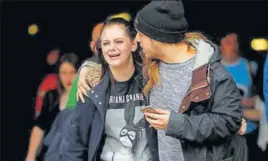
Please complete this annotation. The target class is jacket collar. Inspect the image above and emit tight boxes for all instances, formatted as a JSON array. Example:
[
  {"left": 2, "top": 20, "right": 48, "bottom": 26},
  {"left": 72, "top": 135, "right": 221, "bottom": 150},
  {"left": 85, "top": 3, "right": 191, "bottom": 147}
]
[
  {"left": 87, "top": 70, "right": 110, "bottom": 120},
  {"left": 178, "top": 40, "right": 221, "bottom": 113},
  {"left": 87, "top": 61, "right": 144, "bottom": 108}
]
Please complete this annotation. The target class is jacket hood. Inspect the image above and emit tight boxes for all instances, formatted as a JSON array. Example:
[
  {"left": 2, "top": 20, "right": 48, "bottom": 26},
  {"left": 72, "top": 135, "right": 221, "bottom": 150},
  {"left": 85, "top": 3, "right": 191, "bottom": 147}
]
[{"left": 190, "top": 39, "right": 222, "bottom": 70}]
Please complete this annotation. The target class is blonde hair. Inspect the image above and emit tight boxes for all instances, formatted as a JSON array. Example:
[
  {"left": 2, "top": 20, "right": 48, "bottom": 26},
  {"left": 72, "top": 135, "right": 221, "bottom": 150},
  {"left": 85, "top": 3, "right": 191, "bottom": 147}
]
[{"left": 143, "top": 32, "right": 208, "bottom": 96}]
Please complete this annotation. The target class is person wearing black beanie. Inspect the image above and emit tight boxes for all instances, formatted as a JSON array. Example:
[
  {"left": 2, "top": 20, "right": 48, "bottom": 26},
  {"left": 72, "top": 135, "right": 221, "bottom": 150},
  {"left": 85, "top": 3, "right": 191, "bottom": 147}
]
[
  {"left": 134, "top": 1, "right": 248, "bottom": 161},
  {"left": 135, "top": 0, "right": 188, "bottom": 43}
]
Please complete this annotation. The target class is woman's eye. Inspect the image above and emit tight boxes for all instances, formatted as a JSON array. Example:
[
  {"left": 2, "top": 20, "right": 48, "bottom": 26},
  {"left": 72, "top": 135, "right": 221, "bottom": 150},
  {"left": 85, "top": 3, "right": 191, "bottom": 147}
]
[{"left": 116, "top": 41, "right": 123, "bottom": 44}]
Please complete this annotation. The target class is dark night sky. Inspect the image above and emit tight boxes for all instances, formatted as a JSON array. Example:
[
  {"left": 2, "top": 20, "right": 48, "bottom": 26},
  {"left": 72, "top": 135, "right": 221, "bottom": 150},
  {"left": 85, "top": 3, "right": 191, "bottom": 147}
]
[{"left": 2, "top": 1, "right": 268, "bottom": 160}]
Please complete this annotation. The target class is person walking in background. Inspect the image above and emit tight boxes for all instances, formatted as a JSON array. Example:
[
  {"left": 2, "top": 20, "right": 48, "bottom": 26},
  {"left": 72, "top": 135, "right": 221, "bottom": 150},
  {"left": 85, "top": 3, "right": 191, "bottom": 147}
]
[
  {"left": 220, "top": 32, "right": 265, "bottom": 161},
  {"left": 260, "top": 54, "right": 268, "bottom": 157},
  {"left": 25, "top": 53, "right": 79, "bottom": 161},
  {"left": 66, "top": 22, "right": 104, "bottom": 110},
  {"left": 41, "top": 22, "right": 105, "bottom": 151},
  {"left": 34, "top": 49, "right": 60, "bottom": 118},
  {"left": 89, "top": 22, "right": 104, "bottom": 56},
  {"left": 264, "top": 54, "right": 268, "bottom": 123}
]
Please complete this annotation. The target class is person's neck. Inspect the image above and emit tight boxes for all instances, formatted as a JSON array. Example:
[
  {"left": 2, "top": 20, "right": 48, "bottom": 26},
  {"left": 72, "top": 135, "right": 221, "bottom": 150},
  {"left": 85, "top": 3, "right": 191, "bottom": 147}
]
[
  {"left": 158, "top": 43, "right": 196, "bottom": 64},
  {"left": 110, "top": 58, "right": 135, "bottom": 82},
  {"left": 61, "top": 89, "right": 70, "bottom": 97},
  {"left": 222, "top": 55, "right": 240, "bottom": 65}
]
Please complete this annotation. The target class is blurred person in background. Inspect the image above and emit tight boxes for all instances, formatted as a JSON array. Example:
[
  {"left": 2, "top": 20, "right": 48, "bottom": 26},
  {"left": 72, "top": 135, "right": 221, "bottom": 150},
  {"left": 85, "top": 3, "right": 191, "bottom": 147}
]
[
  {"left": 34, "top": 49, "right": 60, "bottom": 118},
  {"left": 66, "top": 22, "right": 104, "bottom": 110},
  {"left": 36, "top": 22, "right": 104, "bottom": 160},
  {"left": 220, "top": 32, "right": 264, "bottom": 161},
  {"left": 261, "top": 54, "right": 268, "bottom": 156},
  {"left": 25, "top": 53, "right": 79, "bottom": 161},
  {"left": 264, "top": 54, "right": 268, "bottom": 123},
  {"left": 89, "top": 22, "right": 104, "bottom": 55}
]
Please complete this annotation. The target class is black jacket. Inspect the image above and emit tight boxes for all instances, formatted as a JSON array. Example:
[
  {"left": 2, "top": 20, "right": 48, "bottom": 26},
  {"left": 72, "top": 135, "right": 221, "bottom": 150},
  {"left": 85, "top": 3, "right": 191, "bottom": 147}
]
[
  {"left": 162, "top": 40, "right": 247, "bottom": 161},
  {"left": 35, "top": 89, "right": 60, "bottom": 133},
  {"left": 44, "top": 62, "right": 159, "bottom": 161}
]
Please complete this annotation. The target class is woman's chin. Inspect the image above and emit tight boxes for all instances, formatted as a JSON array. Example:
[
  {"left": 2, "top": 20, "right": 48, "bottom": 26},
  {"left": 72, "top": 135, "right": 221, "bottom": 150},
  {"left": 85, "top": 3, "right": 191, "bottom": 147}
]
[{"left": 108, "top": 61, "right": 122, "bottom": 68}]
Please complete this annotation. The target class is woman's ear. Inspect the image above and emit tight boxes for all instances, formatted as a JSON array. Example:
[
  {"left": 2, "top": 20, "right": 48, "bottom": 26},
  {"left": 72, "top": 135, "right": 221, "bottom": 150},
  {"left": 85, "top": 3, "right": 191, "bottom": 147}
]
[
  {"left": 90, "top": 41, "right": 96, "bottom": 52},
  {"left": 131, "top": 40, "right": 138, "bottom": 52}
]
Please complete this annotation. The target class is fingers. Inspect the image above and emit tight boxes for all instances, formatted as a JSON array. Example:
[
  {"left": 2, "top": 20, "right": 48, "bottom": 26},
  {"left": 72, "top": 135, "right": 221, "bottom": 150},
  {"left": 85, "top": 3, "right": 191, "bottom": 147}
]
[
  {"left": 242, "top": 118, "right": 246, "bottom": 124},
  {"left": 78, "top": 79, "right": 91, "bottom": 92},
  {"left": 77, "top": 89, "right": 85, "bottom": 103},
  {"left": 238, "top": 126, "right": 246, "bottom": 135},
  {"left": 77, "top": 79, "right": 90, "bottom": 99},
  {"left": 144, "top": 112, "right": 164, "bottom": 120},
  {"left": 145, "top": 113, "right": 166, "bottom": 130},
  {"left": 149, "top": 125, "right": 162, "bottom": 130},
  {"left": 238, "top": 118, "right": 247, "bottom": 135},
  {"left": 76, "top": 89, "right": 79, "bottom": 101},
  {"left": 80, "top": 81, "right": 91, "bottom": 92},
  {"left": 145, "top": 115, "right": 164, "bottom": 127},
  {"left": 79, "top": 84, "right": 89, "bottom": 97},
  {"left": 153, "top": 108, "right": 169, "bottom": 114}
]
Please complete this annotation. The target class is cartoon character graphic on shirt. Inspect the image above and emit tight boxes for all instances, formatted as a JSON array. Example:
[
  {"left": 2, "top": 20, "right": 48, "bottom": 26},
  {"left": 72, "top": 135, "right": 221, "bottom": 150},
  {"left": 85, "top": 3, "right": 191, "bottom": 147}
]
[
  {"left": 114, "top": 118, "right": 145, "bottom": 161},
  {"left": 101, "top": 99, "right": 146, "bottom": 161}
]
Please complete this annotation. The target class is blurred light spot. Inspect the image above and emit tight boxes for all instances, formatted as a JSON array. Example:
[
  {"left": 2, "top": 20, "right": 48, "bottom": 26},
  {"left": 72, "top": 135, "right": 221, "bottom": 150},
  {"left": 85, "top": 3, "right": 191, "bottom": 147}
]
[
  {"left": 251, "top": 38, "right": 268, "bottom": 51},
  {"left": 28, "top": 24, "right": 39, "bottom": 35},
  {"left": 109, "top": 12, "right": 131, "bottom": 22}
]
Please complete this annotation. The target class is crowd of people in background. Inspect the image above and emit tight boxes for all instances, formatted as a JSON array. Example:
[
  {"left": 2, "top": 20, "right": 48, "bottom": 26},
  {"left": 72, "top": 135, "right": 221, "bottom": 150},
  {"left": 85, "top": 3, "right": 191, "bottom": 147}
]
[
  {"left": 25, "top": 19, "right": 105, "bottom": 161},
  {"left": 25, "top": 1, "right": 268, "bottom": 161}
]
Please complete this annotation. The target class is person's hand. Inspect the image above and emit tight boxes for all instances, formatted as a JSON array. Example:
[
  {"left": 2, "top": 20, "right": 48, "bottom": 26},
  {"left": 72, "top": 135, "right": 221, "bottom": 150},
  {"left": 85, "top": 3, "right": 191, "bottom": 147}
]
[
  {"left": 77, "top": 67, "right": 90, "bottom": 103},
  {"left": 144, "top": 108, "right": 171, "bottom": 130},
  {"left": 241, "top": 96, "right": 256, "bottom": 108},
  {"left": 238, "top": 118, "right": 247, "bottom": 135}
]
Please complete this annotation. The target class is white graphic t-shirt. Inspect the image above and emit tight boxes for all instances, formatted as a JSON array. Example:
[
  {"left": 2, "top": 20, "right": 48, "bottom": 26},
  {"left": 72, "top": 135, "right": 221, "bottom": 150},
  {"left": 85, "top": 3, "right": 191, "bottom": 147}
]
[{"left": 100, "top": 70, "right": 152, "bottom": 161}]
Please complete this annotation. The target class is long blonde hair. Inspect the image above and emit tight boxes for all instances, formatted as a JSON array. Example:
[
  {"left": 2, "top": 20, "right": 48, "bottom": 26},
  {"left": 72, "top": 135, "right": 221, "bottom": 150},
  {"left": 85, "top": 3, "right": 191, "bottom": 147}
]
[{"left": 142, "top": 32, "right": 208, "bottom": 96}]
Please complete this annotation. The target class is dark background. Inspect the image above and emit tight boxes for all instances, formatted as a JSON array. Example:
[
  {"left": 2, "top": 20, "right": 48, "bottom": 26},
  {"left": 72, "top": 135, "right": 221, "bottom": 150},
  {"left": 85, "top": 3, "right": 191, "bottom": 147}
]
[{"left": 2, "top": 1, "right": 268, "bottom": 161}]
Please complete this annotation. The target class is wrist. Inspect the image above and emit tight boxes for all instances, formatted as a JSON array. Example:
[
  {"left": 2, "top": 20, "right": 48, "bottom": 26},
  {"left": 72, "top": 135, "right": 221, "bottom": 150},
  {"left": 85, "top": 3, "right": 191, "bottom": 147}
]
[{"left": 25, "top": 156, "right": 35, "bottom": 161}]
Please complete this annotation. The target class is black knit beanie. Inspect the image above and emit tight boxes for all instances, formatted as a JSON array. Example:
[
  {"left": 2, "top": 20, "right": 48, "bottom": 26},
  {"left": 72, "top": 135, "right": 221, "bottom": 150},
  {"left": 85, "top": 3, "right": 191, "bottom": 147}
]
[{"left": 134, "top": 0, "right": 188, "bottom": 43}]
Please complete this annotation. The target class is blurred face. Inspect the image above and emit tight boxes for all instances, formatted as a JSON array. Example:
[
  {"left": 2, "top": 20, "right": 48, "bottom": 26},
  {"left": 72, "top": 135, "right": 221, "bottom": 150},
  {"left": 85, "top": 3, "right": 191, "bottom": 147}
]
[
  {"left": 220, "top": 33, "right": 239, "bottom": 60},
  {"left": 100, "top": 24, "right": 137, "bottom": 68},
  {"left": 59, "top": 62, "right": 76, "bottom": 90},
  {"left": 135, "top": 31, "right": 161, "bottom": 59},
  {"left": 47, "top": 49, "right": 59, "bottom": 65},
  {"left": 89, "top": 23, "right": 104, "bottom": 55}
]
